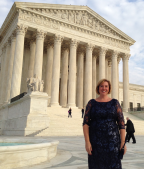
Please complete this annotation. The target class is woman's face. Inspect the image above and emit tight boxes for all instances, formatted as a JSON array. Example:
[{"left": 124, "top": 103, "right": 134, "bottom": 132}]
[{"left": 99, "top": 81, "right": 109, "bottom": 96}]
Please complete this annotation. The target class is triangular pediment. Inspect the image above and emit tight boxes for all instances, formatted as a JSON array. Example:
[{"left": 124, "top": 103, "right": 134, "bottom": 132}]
[{"left": 0, "top": 2, "right": 136, "bottom": 45}]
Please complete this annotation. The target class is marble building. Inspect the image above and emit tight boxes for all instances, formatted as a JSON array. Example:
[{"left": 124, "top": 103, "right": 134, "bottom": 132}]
[{"left": 0, "top": 2, "right": 136, "bottom": 112}]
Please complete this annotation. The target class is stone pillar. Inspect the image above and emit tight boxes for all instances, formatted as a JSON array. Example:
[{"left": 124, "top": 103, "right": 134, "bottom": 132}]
[
  {"left": 5, "top": 33, "right": 16, "bottom": 103},
  {"left": 45, "top": 40, "right": 54, "bottom": 102},
  {"left": 50, "top": 35, "right": 63, "bottom": 106},
  {"left": 108, "top": 60, "right": 112, "bottom": 98},
  {"left": 99, "top": 47, "right": 107, "bottom": 80},
  {"left": 122, "top": 54, "right": 130, "bottom": 112},
  {"left": 2, "top": 40, "right": 11, "bottom": 104},
  {"left": 105, "top": 58, "right": 108, "bottom": 79},
  {"left": 21, "top": 42, "right": 30, "bottom": 93},
  {"left": 67, "top": 39, "right": 78, "bottom": 108},
  {"left": 117, "top": 57, "right": 121, "bottom": 100},
  {"left": 60, "top": 47, "right": 69, "bottom": 107},
  {"left": 34, "top": 30, "right": 45, "bottom": 80},
  {"left": 84, "top": 44, "right": 94, "bottom": 107},
  {"left": 76, "top": 50, "right": 84, "bottom": 108},
  {"left": 28, "top": 39, "right": 36, "bottom": 78},
  {"left": 0, "top": 46, "right": 6, "bottom": 104},
  {"left": 111, "top": 51, "right": 118, "bottom": 99},
  {"left": 92, "top": 55, "right": 97, "bottom": 99},
  {"left": 10, "top": 25, "right": 27, "bottom": 99}
]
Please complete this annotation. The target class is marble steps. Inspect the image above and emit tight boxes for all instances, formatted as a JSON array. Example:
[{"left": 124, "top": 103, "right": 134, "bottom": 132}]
[{"left": 36, "top": 107, "right": 144, "bottom": 136}]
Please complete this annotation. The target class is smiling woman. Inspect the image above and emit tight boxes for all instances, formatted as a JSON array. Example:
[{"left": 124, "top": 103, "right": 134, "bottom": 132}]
[{"left": 83, "top": 78, "right": 126, "bottom": 169}]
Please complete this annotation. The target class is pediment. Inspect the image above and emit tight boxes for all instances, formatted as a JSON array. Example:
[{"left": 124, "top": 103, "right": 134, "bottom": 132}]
[
  {"left": 24, "top": 7, "right": 129, "bottom": 41},
  {"left": 0, "top": 2, "right": 135, "bottom": 45}
]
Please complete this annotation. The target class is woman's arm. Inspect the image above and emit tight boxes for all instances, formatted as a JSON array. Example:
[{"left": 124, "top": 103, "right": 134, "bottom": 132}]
[
  {"left": 83, "top": 124, "right": 92, "bottom": 155},
  {"left": 120, "top": 129, "right": 127, "bottom": 155}
]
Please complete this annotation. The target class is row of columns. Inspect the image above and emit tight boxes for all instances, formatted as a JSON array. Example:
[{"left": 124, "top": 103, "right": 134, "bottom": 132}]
[{"left": 0, "top": 24, "right": 130, "bottom": 112}]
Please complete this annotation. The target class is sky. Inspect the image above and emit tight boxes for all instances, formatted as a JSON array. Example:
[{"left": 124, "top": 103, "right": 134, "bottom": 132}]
[{"left": 0, "top": 0, "right": 144, "bottom": 85}]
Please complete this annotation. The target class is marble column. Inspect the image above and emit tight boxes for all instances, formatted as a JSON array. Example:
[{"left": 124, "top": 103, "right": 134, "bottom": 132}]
[
  {"left": 99, "top": 47, "right": 107, "bottom": 80},
  {"left": 60, "top": 47, "right": 69, "bottom": 107},
  {"left": 92, "top": 55, "right": 97, "bottom": 99},
  {"left": 111, "top": 51, "right": 118, "bottom": 99},
  {"left": 67, "top": 39, "right": 78, "bottom": 108},
  {"left": 105, "top": 58, "right": 108, "bottom": 79},
  {"left": 34, "top": 30, "right": 45, "bottom": 80},
  {"left": 45, "top": 41, "right": 54, "bottom": 100},
  {"left": 0, "top": 47, "right": 6, "bottom": 105},
  {"left": 84, "top": 44, "right": 94, "bottom": 107},
  {"left": 10, "top": 24, "right": 27, "bottom": 99},
  {"left": 50, "top": 35, "right": 63, "bottom": 106},
  {"left": 5, "top": 33, "right": 16, "bottom": 103},
  {"left": 20, "top": 43, "right": 30, "bottom": 93},
  {"left": 28, "top": 39, "right": 36, "bottom": 78},
  {"left": 76, "top": 50, "right": 84, "bottom": 108},
  {"left": 2, "top": 40, "right": 11, "bottom": 104},
  {"left": 108, "top": 60, "right": 112, "bottom": 98},
  {"left": 122, "top": 54, "right": 130, "bottom": 112},
  {"left": 117, "top": 57, "right": 121, "bottom": 100}
]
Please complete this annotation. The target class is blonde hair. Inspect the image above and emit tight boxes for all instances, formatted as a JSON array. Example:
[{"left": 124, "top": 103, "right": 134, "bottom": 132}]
[{"left": 96, "top": 79, "right": 111, "bottom": 95}]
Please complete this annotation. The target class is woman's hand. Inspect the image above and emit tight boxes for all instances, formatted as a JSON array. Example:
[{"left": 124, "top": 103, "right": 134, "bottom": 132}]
[
  {"left": 120, "top": 143, "right": 127, "bottom": 155},
  {"left": 85, "top": 142, "right": 92, "bottom": 155}
]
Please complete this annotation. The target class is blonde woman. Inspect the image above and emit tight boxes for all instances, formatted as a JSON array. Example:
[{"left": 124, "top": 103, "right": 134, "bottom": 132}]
[{"left": 83, "top": 79, "right": 126, "bottom": 169}]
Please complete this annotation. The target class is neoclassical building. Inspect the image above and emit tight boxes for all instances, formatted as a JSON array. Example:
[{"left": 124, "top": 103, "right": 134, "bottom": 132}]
[{"left": 0, "top": 2, "right": 136, "bottom": 112}]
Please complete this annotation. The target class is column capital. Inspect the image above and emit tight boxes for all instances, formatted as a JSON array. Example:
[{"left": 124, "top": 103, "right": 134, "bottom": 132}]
[
  {"left": 108, "top": 60, "right": 112, "bottom": 67},
  {"left": 77, "top": 46, "right": 85, "bottom": 55},
  {"left": 47, "top": 37, "right": 54, "bottom": 48},
  {"left": 30, "top": 38, "right": 36, "bottom": 47},
  {"left": 117, "top": 57, "right": 121, "bottom": 64},
  {"left": 61, "top": 47, "right": 69, "bottom": 54},
  {"left": 36, "top": 30, "right": 46, "bottom": 40},
  {"left": 11, "top": 32, "right": 16, "bottom": 42},
  {"left": 112, "top": 50, "right": 119, "bottom": 58},
  {"left": 86, "top": 43, "right": 95, "bottom": 51},
  {"left": 100, "top": 47, "right": 108, "bottom": 55},
  {"left": 70, "top": 39, "right": 79, "bottom": 48},
  {"left": 93, "top": 54, "right": 97, "bottom": 59},
  {"left": 122, "top": 53, "right": 130, "bottom": 60},
  {"left": 5, "top": 38, "right": 11, "bottom": 47},
  {"left": 15, "top": 24, "right": 28, "bottom": 36},
  {"left": 54, "top": 34, "right": 64, "bottom": 44}
]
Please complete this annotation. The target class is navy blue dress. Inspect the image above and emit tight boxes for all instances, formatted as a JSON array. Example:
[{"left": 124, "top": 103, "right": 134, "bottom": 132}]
[{"left": 83, "top": 99, "right": 125, "bottom": 169}]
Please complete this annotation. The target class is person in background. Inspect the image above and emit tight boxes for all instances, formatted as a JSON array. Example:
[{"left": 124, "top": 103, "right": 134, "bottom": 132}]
[
  {"left": 125, "top": 117, "right": 136, "bottom": 143},
  {"left": 68, "top": 108, "right": 72, "bottom": 118},
  {"left": 83, "top": 79, "right": 126, "bottom": 169},
  {"left": 81, "top": 108, "right": 84, "bottom": 118}
]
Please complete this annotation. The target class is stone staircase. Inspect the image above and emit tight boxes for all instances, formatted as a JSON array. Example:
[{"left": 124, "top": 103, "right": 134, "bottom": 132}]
[
  {"left": 36, "top": 107, "right": 84, "bottom": 136},
  {"left": 36, "top": 107, "right": 144, "bottom": 136}
]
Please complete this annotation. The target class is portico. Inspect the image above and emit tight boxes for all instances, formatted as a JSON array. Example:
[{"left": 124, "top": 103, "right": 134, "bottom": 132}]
[{"left": 0, "top": 2, "right": 135, "bottom": 112}]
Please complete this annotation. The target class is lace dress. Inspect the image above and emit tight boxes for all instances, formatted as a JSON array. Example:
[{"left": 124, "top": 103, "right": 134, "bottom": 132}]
[{"left": 83, "top": 99, "right": 125, "bottom": 169}]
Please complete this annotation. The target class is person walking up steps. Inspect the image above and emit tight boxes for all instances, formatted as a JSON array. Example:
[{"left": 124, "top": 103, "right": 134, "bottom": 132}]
[
  {"left": 68, "top": 108, "right": 72, "bottom": 118},
  {"left": 82, "top": 108, "right": 84, "bottom": 118}
]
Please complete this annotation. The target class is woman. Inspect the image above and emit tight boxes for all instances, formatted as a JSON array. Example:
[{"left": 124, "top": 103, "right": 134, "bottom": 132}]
[{"left": 83, "top": 79, "right": 127, "bottom": 169}]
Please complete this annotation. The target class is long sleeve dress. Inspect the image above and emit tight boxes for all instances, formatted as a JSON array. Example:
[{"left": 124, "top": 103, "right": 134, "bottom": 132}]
[{"left": 83, "top": 99, "right": 125, "bottom": 169}]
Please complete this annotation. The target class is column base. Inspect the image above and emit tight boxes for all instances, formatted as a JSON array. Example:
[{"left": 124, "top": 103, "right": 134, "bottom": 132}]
[
  {"left": 66, "top": 103, "right": 77, "bottom": 109},
  {"left": 50, "top": 102, "right": 61, "bottom": 107}
]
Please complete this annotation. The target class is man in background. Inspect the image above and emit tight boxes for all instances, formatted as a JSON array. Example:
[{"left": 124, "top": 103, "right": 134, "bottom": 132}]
[{"left": 125, "top": 117, "right": 136, "bottom": 143}]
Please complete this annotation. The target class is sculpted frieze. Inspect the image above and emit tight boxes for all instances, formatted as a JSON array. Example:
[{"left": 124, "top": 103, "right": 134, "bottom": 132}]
[
  {"left": 18, "top": 9, "right": 130, "bottom": 51},
  {"left": 27, "top": 8, "right": 127, "bottom": 41}
]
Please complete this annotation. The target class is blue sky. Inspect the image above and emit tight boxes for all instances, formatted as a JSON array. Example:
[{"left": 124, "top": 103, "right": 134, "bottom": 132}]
[{"left": 0, "top": 0, "right": 144, "bottom": 85}]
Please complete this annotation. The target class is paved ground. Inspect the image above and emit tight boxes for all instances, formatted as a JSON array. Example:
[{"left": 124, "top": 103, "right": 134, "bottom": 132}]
[{"left": 20, "top": 135, "right": 144, "bottom": 169}]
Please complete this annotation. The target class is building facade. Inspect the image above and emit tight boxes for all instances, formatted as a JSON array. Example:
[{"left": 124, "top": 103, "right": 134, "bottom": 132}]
[{"left": 0, "top": 2, "right": 135, "bottom": 112}]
